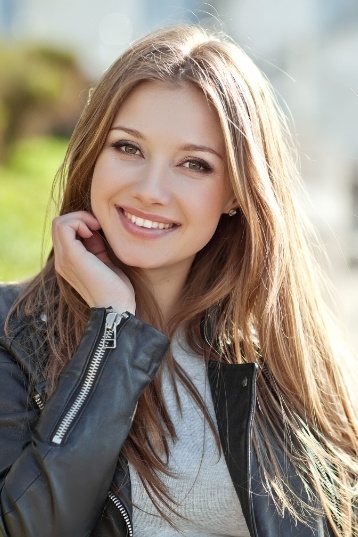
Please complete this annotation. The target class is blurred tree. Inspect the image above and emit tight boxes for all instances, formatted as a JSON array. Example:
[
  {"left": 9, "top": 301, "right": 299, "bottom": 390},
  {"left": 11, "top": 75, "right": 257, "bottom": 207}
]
[{"left": 0, "top": 44, "right": 92, "bottom": 161}]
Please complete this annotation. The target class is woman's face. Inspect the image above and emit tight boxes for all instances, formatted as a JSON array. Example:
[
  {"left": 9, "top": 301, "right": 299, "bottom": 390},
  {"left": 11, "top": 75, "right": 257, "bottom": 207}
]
[{"left": 91, "top": 81, "right": 235, "bottom": 281}]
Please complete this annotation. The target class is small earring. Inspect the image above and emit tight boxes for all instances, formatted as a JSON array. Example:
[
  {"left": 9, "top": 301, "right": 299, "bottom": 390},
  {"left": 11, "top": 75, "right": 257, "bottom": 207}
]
[{"left": 228, "top": 209, "right": 237, "bottom": 216}]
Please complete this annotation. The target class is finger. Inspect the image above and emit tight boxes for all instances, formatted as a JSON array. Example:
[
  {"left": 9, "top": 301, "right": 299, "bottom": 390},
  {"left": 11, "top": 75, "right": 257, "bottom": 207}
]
[
  {"left": 52, "top": 214, "right": 101, "bottom": 247},
  {"left": 52, "top": 215, "right": 95, "bottom": 272},
  {"left": 72, "top": 211, "right": 102, "bottom": 232},
  {"left": 84, "top": 231, "right": 108, "bottom": 257},
  {"left": 53, "top": 211, "right": 101, "bottom": 236}
]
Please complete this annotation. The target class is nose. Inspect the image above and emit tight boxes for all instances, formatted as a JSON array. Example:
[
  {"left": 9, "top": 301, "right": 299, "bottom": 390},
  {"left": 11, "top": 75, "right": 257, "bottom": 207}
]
[{"left": 131, "top": 160, "right": 171, "bottom": 207}]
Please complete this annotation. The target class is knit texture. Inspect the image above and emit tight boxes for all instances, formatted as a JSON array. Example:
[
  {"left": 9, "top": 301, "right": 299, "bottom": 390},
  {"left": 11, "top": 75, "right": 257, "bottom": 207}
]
[{"left": 129, "top": 335, "right": 250, "bottom": 536}]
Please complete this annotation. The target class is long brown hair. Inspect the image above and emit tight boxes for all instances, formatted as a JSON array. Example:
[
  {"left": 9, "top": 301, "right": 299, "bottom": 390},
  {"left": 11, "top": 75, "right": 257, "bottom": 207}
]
[{"left": 7, "top": 25, "right": 358, "bottom": 535}]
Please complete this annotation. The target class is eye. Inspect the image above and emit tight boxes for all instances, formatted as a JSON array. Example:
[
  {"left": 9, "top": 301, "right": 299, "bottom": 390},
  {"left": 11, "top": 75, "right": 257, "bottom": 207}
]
[
  {"left": 111, "top": 141, "right": 141, "bottom": 155},
  {"left": 182, "top": 158, "right": 213, "bottom": 173}
]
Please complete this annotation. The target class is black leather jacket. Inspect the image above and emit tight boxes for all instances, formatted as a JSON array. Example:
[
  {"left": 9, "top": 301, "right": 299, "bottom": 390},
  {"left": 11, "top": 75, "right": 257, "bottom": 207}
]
[{"left": 0, "top": 283, "right": 333, "bottom": 536}]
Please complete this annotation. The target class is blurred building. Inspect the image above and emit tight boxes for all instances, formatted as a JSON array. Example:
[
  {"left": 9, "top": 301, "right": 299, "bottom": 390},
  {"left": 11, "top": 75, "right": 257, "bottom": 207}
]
[
  {"left": 0, "top": 0, "right": 14, "bottom": 35},
  {"left": 0, "top": 0, "right": 198, "bottom": 77}
]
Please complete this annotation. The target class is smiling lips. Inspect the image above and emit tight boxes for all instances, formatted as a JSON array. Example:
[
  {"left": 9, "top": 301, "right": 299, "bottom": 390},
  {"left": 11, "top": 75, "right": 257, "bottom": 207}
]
[{"left": 123, "top": 210, "right": 176, "bottom": 230}]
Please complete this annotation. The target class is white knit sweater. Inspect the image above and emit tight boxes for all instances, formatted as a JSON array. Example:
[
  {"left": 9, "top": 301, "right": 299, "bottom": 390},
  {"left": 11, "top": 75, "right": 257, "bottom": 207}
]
[{"left": 128, "top": 336, "right": 250, "bottom": 536}]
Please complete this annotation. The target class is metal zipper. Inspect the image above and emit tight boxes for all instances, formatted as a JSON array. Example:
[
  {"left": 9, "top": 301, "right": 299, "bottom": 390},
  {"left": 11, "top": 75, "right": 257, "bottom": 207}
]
[
  {"left": 108, "top": 491, "right": 133, "bottom": 536},
  {"left": 52, "top": 309, "right": 129, "bottom": 445},
  {"left": 33, "top": 392, "right": 45, "bottom": 411}
]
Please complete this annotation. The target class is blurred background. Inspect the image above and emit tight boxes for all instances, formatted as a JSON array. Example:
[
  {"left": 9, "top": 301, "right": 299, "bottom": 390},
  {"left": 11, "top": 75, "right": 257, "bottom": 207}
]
[{"left": 0, "top": 0, "right": 357, "bottom": 351}]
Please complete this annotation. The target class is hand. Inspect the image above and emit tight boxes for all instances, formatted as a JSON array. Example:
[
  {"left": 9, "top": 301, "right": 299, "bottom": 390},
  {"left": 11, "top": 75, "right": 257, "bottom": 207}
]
[{"left": 52, "top": 211, "right": 136, "bottom": 314}]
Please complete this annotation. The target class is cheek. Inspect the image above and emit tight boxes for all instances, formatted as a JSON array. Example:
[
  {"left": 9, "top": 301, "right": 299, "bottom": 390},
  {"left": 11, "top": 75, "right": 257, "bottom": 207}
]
[
  {"left": 90, "top": 174, "right": 100, "bottom": 214},
  {"left": 90, "top": 178, "right": 111, "bottom": 224},
  {"left": 90, "top": 161, "right": 114, "bottom": 208},
  {"left": 91, "top": 154, "right": 131, "bottom": 203},
  {"left": 193, "top": 187, "right": 230, "bottom": 223}
]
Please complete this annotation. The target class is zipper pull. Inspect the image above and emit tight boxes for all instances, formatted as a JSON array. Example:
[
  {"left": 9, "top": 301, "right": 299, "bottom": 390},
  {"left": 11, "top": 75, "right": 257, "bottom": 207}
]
[
  {"left": 33, "top": 392, "right": 45, "bottom": 411},
  {"left": 33, "top": 380, "right": 48, "bottom": 411},
  {"left": 103, "top": 310, "right": 129, "bottom": 349}
]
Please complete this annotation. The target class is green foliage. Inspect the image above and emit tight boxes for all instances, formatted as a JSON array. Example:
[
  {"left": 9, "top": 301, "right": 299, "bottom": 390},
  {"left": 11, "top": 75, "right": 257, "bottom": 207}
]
[
  {"left": 0, "top": 136, "right": 68, "bottom": 282},
  {"left": 0, "top": 42, "right": 91, "bottom": 161}
]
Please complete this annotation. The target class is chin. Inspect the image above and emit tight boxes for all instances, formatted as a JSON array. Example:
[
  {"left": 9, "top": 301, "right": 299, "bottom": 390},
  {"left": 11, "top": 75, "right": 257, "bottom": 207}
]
[{"left": 112, "top": 252, "right": 160, "bottom": 271}]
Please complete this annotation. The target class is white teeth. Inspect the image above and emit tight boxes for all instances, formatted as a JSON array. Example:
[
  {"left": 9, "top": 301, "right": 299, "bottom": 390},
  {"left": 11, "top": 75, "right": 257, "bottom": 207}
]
[{"left": 124, "top": 211, "right": 174, "bottom": 230}]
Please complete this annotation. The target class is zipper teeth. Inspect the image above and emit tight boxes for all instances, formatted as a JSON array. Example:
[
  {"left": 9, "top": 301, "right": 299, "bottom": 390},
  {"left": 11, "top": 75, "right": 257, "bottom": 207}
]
[
  {"left": 51, "top": 310, "right": 127, "bottom": 445},
  {"left": 33, "top": 393, "right": 44, "bottom": 411},
  {"left": 108, "top": 491, "right": 133, "bottom": 536},
  {"left": 52, "top": 332, "right": 108, "bottom": 444}
]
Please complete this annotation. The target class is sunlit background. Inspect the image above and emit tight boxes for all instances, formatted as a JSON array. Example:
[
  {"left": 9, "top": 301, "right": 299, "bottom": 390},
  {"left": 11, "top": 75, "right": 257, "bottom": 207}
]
[{"left": 0, "top": 0, "right": 357, "bottom": 352}]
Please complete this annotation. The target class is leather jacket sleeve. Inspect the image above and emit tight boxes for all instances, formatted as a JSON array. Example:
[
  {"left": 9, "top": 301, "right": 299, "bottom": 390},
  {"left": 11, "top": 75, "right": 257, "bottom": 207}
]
[{"left": 0, "top": 304, "right": 169, "bottom": 537}]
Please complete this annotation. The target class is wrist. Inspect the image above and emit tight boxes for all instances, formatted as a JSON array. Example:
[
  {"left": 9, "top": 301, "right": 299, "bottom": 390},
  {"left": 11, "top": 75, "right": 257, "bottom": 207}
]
[
  {"left": 110, "top": 303, "right": 136, "bottom": 316},
  {"left": 88, "top": 297, "right": 136, "bottom": 316}
]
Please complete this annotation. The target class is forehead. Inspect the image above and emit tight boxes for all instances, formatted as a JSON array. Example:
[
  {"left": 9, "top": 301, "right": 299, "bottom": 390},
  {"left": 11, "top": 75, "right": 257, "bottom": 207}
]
[{"left": 111, "top": 81, "right": 224, "bottom": 149}]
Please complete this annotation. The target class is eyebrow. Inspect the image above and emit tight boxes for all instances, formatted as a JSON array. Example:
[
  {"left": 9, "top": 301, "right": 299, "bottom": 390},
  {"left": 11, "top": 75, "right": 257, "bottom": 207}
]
[
  {"left": 110, "top": 126, "right": 144, "bottom": 138},
  {"left": 110, "top": 125, "right": 223, "bottom": 160}
]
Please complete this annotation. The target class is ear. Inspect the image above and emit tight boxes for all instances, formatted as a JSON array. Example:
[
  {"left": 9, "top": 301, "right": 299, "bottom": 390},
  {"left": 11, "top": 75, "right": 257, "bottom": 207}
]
[{"left": 223, "top": 194, "right": 239, "bottom": 216}]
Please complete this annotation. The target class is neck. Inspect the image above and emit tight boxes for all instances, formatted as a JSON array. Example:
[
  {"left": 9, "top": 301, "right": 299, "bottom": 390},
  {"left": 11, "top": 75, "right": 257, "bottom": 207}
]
[{"left": 144, "top": 265, "right": 189, "bottom": 325}]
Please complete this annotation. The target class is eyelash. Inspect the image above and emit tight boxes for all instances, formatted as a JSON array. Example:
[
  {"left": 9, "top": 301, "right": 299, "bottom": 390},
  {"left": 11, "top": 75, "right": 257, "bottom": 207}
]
[
  {"left": 181, "top": 158, "right": 213, "bottom": 174},
  {"left": 110, "top": 141, "right": 140, "bottom": 155},
  {"left": 110, "top": 140, "right": 214, "bottom": 174}
]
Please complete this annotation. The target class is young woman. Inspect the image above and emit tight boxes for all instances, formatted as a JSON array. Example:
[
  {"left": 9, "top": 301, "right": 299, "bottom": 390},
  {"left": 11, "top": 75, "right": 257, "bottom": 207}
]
[{"left": 0, "top": 25, "right": 357, "bottom": 537}]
